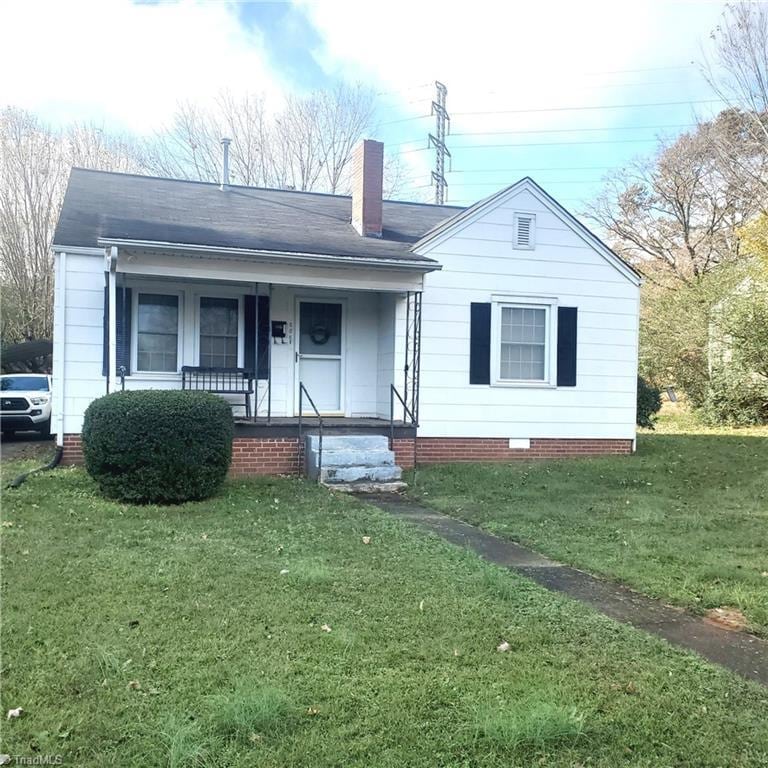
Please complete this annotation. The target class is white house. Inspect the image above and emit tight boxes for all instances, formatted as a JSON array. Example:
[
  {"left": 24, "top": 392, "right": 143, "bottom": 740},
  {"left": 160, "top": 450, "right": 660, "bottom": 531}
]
[{"left": 52, "top": 139, "right": 641, "bottom": 482}]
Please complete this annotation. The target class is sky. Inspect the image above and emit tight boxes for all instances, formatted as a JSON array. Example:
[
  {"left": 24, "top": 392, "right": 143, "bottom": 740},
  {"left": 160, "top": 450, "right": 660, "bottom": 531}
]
[{"left": 0, "top": 0, "right": 730, "bottom": 210}]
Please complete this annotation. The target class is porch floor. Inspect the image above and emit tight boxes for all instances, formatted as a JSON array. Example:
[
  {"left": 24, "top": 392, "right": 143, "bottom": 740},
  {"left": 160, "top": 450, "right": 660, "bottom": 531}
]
[{"left": 233, "top": 416, "right": 416, "bottom": 438}]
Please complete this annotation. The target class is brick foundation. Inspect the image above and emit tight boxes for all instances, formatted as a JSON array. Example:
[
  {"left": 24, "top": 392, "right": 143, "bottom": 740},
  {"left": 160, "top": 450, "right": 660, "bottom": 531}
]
[
  {"left": 394, "top": 437, "right": 633, "bottom": 469},
  {"left": 61, "top": 434, "right": 84, "bottom": 465},
  {"left": 60, "top": 434, "right": 632, "bottom": 477},
  {"left": 230, "top": 437, "right": 302, "bottom": 477}
]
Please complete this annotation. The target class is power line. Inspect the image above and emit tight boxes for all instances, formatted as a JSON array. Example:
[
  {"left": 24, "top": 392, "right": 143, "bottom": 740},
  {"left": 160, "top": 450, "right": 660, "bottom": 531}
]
[
  {"left": 378, "top": 113, "right": 431, "bottom": 127},
  {"left": 399, "top": 136, "right": 663, "bottom": 154},
  {"left": 449, "top": 165, "right": 617, "bottom": 173},
  {"left": 450, "top": 122, "right": 695, "bottom": 138},
  {"left": 400, "top": 166, "right": 616, "bottom": 183},
  {"left": 376, "top": 82, "right": 433, "bottom": 97},
  {"left": 448, "top": 179, "right": 605, "bottom": 187},
  {"left": 391, "top": 122, "right": 695, "bottom": 149},
  {"left": 451, "top": 98, "right": 725, "bottom": 118},
  {"left": 580, "top": 63, "right": 696, "bottom": 76}
]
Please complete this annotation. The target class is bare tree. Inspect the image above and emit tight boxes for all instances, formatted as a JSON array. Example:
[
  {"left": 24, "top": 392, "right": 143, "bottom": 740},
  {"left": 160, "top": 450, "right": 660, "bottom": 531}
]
[
  {"left": 148, "top": 83, "right": 381, "bottom": 193},
  {"left": 588, "top": 112, "right": 765, "bottom": 286},
  {"left": 146, "top": 93, "right": 274, "bottom": 186},
  {"left": 705, "top": 3, "right": 768, "bottom": 205},
  {"left": 0, "top": 109, "right": 62, "bottom": 342},
  {"left": 0, "top": 108, "right": 147, "bottom": 343}
]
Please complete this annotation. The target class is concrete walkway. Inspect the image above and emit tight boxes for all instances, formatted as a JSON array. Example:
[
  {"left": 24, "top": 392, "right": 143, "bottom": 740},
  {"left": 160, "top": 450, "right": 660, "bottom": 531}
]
[{"left": 363, "top": 494, "right": 768, "bottom": 687}]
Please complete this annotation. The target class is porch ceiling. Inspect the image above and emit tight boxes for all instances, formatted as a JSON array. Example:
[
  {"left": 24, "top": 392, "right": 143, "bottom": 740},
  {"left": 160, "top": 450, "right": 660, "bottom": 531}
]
[{"left": 112, "top": 243, "right": 429, "bottom": 293}]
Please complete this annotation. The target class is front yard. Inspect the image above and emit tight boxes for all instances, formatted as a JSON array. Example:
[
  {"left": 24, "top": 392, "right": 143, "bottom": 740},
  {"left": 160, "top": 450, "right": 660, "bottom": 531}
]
[
  {"left": 411, "top": 407, "right": 768, "bottom": 636},
  {"left": 1, "top": 459, "right": 768, "bottom": 766}
]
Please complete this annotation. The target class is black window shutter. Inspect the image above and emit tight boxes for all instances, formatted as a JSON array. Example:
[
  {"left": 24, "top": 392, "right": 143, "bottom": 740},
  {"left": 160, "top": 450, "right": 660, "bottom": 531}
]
[
  {"left": 102, "top": 282, "right": 109, "bottom": 377},
  {"left": 257, "top": 295, "right": 270, "bottom": 379},
  {"left": 102, "top": 284, "right": 132, "bottom": 377},
  {"left": 557, "top": 306, "right": 578, "bottom": 387},
  {"left": 117, "top": 287, "right": 132, "bottom": 375},
  {"left": 244, "top": 295, "right": 257, "bottom": 373},
  {"left": 469, "top": 302, "right": 491, "bottom": 385}
]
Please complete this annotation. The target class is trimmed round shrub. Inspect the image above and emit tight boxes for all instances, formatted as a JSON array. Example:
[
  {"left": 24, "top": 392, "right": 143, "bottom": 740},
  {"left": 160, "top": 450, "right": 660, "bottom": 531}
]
[
  {"left": 82, "top": 390, "right": 233, "bottom": 503},
  {"left": 636, "top": 376, "right": 662, "bottom": 429}
]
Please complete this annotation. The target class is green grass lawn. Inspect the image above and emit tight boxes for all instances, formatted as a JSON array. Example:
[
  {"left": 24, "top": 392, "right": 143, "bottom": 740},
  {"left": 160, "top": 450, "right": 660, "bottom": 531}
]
[
  {"left": 410, "top": 406, "right": 768, "bottom": 636},
  {"left": 1, "top": 462, "right": 767, "bottom": 766}
]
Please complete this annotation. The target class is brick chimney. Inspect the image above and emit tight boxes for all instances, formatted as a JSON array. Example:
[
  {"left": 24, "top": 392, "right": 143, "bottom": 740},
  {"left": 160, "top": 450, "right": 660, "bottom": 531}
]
[{"left": 351, "top": 139, "right": 383, "bottom": 237}]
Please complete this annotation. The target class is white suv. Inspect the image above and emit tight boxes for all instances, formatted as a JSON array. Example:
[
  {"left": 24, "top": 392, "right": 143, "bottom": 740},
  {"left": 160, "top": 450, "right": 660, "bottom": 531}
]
[{"left": 0, "top": 374, "right": 53, "bottom": 437}]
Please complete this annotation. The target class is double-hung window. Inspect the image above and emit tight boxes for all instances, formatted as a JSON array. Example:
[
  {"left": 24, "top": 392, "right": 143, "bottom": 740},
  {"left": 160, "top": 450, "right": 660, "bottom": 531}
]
[
  {"left": 136, "top": 293, "right": 180, "bottom": 372},
  {"left": 199, "top": 297, "right": 239, "bottom": 368},
  {"left": 491, "top": 299, "right": 555, "bottom": 385}
]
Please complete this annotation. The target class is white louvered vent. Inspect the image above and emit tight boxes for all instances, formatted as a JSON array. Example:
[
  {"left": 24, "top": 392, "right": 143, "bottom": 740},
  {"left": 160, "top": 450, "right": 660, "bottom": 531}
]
[{"left": 513, "top": 213, "right": 535, "bottom": 249}]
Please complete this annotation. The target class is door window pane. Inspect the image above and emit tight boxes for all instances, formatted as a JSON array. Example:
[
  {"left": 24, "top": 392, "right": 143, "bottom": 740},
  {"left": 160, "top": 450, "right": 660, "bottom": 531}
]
[
  {"left": 299, "top": 302, "right": 342, "bottom": 355},
  {"left": 200, "top": 297, "right": 238, "bottom": 368},
  {"left": 137, "top": 294, "right": 178, "bottom": 372},
  {"left": 499, "top": 306, "right": 546, "bottom": 380}
]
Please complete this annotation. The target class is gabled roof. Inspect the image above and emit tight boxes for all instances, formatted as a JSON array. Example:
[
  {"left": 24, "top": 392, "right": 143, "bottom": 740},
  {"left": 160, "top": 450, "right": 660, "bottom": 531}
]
[
  {"left": 53, "top": 168, "right": 464, "bottom": 267},
  {"left": 412, "top": 176, "right": 642, "bottom": 285}
]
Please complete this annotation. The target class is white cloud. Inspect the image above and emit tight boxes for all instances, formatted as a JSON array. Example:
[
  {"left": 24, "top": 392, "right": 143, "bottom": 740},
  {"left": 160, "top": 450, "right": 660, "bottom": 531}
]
[
  {"left": 0, "top": 0, "right": 286, "bottom": 134},
  {"left": 301, "top": 0, "right": 723, "bottom": 125}
]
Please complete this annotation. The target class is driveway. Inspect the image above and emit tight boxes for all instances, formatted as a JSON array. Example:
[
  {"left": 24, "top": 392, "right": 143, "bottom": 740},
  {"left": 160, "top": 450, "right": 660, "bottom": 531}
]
[{"left": 0, "top": 431, "right": 55, "bottom": 462}]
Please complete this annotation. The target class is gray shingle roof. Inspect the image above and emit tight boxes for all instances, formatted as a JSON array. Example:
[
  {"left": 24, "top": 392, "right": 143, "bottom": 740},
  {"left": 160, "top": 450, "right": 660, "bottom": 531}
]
[{"left": 53, "top": 168, "right": 465, "bottom": 265}]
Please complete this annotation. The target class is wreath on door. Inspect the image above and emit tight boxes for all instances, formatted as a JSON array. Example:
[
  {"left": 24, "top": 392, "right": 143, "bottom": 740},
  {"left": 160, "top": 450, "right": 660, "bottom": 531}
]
[{"left": 310, "top": 324, "right": 331, "bottom": 345}]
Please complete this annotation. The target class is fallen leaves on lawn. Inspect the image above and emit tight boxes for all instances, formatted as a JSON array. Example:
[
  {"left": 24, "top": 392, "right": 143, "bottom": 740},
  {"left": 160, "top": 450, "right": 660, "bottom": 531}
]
[
  {"left": 496, "top": 641, "right": 511, "bottom": 652},
  {"left": 320, "top": 624, "right": 332, "bottom": 633},
  {"left": 1, "top": 521, "right": 14, "bottom": 528},
  {"left": 362, "top": 536, "right": 371, "bottom": 545},
  {"left": 6, "top": 708, "right": 23, "bottom": 720},
  {"left": 419, "top": 600, "right": 425, "bottom": 612},
  {"left": 279, "top": 569, "right": 289, "bottom": 575},
  {"left": 306, "top": 707, "right": 320, "bottom": 716},
  {"left": 705, "top": 607, "right": 747, "bottom": 631},
  {"left": 127, "top": 680, "right": 141, "bottom": 690}
]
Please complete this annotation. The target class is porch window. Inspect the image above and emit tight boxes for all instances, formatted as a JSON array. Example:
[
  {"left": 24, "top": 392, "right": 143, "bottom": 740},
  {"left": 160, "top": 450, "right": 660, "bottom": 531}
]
[
  {"left": 199, "top": 297, "right": 239, "bottom": 368},
  {"left": 136, "top": 294, "right": 179, "bottom": 372}
]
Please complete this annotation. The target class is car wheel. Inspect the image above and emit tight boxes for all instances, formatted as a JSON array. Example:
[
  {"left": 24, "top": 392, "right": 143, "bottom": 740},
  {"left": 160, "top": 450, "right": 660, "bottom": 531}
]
[{"left": 38, "top": 418, "right": 51, "bottom": 438}]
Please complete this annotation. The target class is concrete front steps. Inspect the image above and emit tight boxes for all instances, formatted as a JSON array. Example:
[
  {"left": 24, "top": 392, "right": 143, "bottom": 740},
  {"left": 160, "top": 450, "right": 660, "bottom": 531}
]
[{"left": 305, "top": 434, "right": 406, "bottom": 493}]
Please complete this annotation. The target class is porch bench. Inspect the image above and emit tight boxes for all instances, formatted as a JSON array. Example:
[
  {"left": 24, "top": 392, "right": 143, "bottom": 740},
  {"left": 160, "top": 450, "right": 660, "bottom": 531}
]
[{"left": 181, "top": 366, "right": 255, "bottom": 419}]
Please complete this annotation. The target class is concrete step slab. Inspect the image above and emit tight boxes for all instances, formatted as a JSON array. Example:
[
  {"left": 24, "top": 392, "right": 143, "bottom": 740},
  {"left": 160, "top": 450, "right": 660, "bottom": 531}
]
[
  {"left": 306, "top": 434, "right": 389, "bottom": 452},
  {"left": 312, "top": 449, "right": 395, "bottom": 469},
  {"left": 320, "top": 464, "right": 403, "bottom": 484}
]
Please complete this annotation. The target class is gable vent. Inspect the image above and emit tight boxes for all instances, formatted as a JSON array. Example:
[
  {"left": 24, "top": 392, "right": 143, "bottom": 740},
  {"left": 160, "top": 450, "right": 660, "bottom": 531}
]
[{"left": 514, "top": 213, "right": 535, "bottom": 249}]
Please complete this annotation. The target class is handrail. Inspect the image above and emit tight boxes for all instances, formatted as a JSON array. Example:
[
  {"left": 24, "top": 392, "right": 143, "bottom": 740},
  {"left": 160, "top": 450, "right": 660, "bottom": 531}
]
[
  {"left": 390, "top": 384, "right": 418, "bottom": 480},
  {"left": 298, "top": 382, "right": 323, "bottom": 482}
]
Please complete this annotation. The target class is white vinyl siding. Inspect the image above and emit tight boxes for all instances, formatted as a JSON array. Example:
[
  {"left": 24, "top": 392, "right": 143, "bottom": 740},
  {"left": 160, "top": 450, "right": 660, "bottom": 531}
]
[{"left": 415, "top": 183, "right": 640, "bottom": 440}]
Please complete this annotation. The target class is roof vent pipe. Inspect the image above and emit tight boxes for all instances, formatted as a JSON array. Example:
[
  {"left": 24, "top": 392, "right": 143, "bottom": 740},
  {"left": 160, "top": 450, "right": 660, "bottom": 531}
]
[{"left": 220, "top": 137, "right": 232, "bottom": 190}]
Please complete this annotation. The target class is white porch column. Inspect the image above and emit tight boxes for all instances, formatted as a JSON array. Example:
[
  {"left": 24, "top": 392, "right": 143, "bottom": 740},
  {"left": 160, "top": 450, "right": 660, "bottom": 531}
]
[
  {"left": 52, "top": 251, "right": 66, "bottom": 446},
  {"left": 107, "top": 246, "right": 118, "bottom": 393}
]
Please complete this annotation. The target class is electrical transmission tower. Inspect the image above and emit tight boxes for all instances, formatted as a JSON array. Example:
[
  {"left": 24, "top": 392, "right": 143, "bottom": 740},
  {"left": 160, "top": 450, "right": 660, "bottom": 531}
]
[{"left": 429, "top": 81, "right": 451, "bottom": 205}]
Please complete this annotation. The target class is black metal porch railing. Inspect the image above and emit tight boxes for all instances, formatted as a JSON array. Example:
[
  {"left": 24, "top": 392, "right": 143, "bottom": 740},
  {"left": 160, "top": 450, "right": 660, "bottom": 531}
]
[
  {"left": 390, "top": 384, "right": 418, "bottom": 478},
  {"left": 298, "top": 382, "right": 323, "bottom": 483}
]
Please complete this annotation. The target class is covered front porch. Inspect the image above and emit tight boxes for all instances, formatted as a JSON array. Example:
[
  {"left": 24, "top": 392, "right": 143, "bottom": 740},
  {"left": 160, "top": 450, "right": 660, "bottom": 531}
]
[{"left": 103, "top": 241, "right": 428, "bottom": 431}]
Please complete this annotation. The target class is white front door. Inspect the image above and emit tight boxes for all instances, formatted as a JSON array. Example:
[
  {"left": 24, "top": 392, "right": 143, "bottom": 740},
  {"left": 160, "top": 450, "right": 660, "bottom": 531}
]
[{"left": 295, "top": 300, "right": 344, "bottom": 415}]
